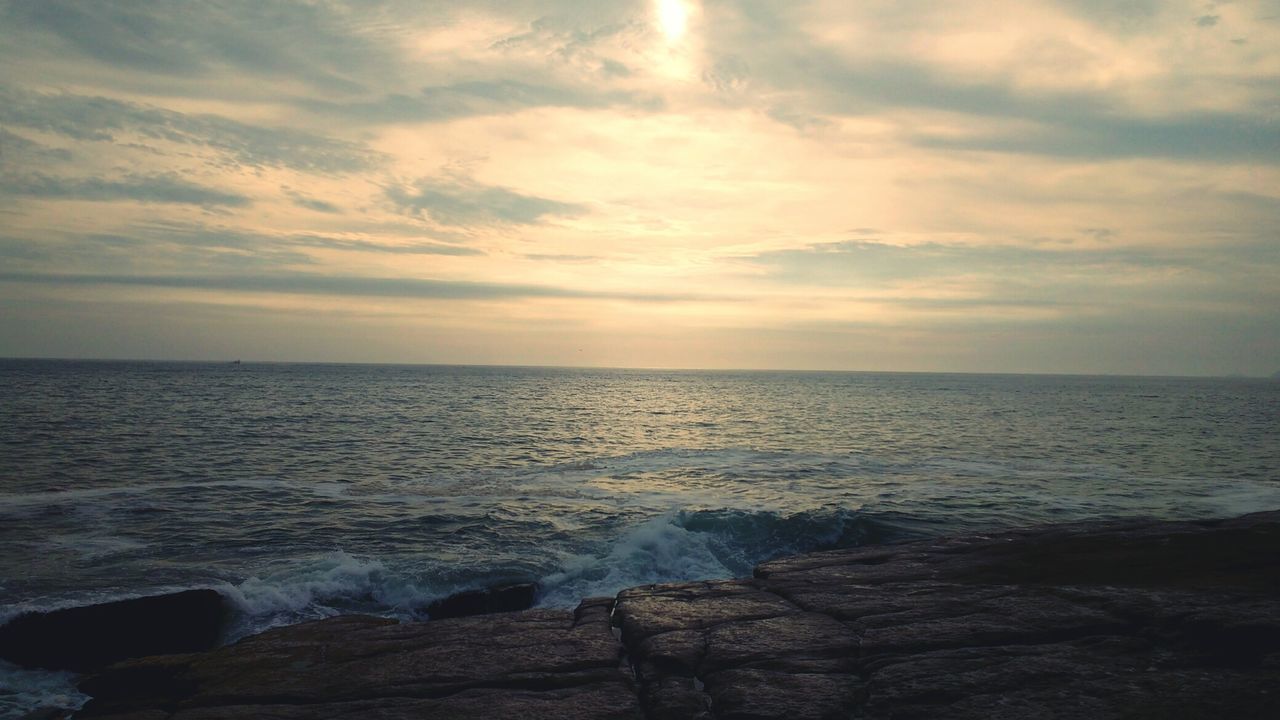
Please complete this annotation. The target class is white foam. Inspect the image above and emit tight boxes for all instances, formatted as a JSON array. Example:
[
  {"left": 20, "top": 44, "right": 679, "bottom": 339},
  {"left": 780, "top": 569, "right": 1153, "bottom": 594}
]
[
  {"left": 0, "top": 660, "right": 87, "bottom": 719},
  {"left": 538, "top": 514, "right": 735, "bottom": 607},
  {"left": 216, "top": 551, "right": 435, "bottom": 640}
]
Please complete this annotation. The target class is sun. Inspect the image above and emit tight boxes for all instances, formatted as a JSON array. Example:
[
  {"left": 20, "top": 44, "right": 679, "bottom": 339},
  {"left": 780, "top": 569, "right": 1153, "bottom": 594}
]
[{"left": 656, "top": 0, "right": 688, "bottom": 42}]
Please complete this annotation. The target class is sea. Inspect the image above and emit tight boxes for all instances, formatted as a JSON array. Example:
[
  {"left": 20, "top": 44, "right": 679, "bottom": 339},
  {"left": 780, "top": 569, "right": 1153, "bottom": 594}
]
[{"left": 2, "top": 359, "right": 1278, "bottom": 715}]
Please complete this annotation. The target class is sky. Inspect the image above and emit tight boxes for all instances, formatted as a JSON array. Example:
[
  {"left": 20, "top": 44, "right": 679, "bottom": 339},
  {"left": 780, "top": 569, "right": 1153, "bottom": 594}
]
[{"left": 1, "top": 0, "right": 1278, "bottom": 375}]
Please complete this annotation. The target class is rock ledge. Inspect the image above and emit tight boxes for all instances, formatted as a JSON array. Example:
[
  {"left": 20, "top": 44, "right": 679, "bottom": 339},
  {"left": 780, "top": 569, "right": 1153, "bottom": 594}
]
[{"left": 69, "top": 511, "right": 1280, "bottom": 719}]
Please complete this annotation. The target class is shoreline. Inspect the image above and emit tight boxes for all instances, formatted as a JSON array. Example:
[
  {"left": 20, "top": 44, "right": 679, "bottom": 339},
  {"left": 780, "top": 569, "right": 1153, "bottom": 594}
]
[{"left": 7, "top": 510, "right": 1278, "bottom": 719}]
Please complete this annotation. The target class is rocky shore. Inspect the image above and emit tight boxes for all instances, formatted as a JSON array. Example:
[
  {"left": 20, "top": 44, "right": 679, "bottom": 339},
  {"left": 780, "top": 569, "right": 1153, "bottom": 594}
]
[{"left": 10, "top": 510, "right": 1280, "bottom": 719}]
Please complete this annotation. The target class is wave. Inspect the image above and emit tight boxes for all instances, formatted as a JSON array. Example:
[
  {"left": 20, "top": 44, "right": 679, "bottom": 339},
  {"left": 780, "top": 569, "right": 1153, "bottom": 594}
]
[
  {"left": 209, "top": 507, "right": 919, "bottom": 638},
  {"left": 11, "top": 485, "right": 1280, "bottom": 646},
  {"left": 536, "top": 507, "right": 918, "bottom": 607},
  {"left": 216, "top": 552, "right": 429, "bottom": 640},
  {"left": 0, "top": 661, "right": 86, "bottom": 720}
]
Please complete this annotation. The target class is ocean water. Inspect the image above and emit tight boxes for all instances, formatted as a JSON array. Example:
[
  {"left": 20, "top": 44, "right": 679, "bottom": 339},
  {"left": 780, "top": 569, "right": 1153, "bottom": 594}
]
[{"left": 2, "top": 360, "right": 1278, "bottom": 714}]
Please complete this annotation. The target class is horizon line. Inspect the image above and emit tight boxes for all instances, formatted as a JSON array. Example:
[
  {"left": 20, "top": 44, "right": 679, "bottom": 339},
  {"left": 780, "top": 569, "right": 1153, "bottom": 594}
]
[{"left": 1, "top": 355, "right": 1273, "bottom": 381}]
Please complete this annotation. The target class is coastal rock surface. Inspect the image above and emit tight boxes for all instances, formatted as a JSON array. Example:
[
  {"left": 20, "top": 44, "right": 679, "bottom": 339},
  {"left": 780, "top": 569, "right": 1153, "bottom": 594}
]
[
  {"left": 0, "top": 589, "right": 227, "bottom": 673},
  {"left": 71, "top": 511, "right": 1280, "bottom": 719}
]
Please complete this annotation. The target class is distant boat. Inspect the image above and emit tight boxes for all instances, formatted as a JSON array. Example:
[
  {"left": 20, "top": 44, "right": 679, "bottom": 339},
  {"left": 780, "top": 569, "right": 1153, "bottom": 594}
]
[{"left": 231, "top": 360, "right": 241, "bottom": 365}]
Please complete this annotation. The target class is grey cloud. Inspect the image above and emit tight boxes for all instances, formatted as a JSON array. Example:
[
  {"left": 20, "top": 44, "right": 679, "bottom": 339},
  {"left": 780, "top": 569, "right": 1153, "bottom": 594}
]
[
  {"left": 0, "top": 270, "right": 713, "bottom": 303},
  {"left": 0, "top": 172, "right": 250, "bottom": 207},
  {"left": 0, "top": 128, "right": 73, "bottom": 163},
  {"left": 747, "top": 47, "right": 1277, "bottom": 162},
  {"left": 490, "top": 12, "right": 646, "bottom": 76},
  {"left": 0, "top": 0, "right": 388, "bottom": 93},
  {"left": 0, "top": 225, "right": 483, "bottom": 283},
  {"left": 704, "top": 6, "right": 1276, "bottom": 163},
  {"left": 599, "top": 59, "right": 632, "bottom": 78},
  {"left": 0, "top": 228, "right": 314, "bottom": 277},
  {"left": 743, "top": 239, "right": 1196, "bottom": 288},
  {"left": 287, "top": 193, "right": 342, "bottom": 214},
  {"left": 123, "top": 222, "right": 486, "bottom": 258},
  {"left": 1052, "top": 0, "right": 1165, "bottom": 31},
  {"left": 744, "top": 237, "right": 1280, "bottom": 321},
  {"left": 288, "top": 234, "right": 484, "bottom": 256},
  {"left": 387, "top": 177, "right": 585, "bottom": 226},
  {"left": 829, "top": 61, "right": 1110, "bottom": 120},
  {"left": 294, "top": 198, "right": 341, "bottom": 213},
  {"left": 0, "top": 234, "right": 56, "bottom": 262},
  {"left": 891, "top": 296, "right": 1070, "bottom": 311},
  {"left": 912, "top": 111, "right": 1280, "bottom": 163},
  {"left": 703, "top": 56, "right": 752, "bottom": 94},
  {"left": 0, "top": 86, "right": 384, "bottom": 173},
  {"left": 300, "top": 79, "right": 662, "bottom": 124},
  {"left": 699, "top": 18, "right": 1115, "bottom": 122}
]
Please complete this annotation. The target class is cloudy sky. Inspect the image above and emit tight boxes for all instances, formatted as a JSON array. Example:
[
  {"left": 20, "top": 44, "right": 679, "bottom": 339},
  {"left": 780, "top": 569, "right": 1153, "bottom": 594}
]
[{"left": 1, "top": 0, "right": 1277, "bottom": 374}]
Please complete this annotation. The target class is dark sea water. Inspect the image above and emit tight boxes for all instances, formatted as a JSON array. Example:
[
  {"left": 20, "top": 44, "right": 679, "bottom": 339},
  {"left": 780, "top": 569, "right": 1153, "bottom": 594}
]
[{"left": 2, "top": 360, "right": 1279, "bottom": 715}]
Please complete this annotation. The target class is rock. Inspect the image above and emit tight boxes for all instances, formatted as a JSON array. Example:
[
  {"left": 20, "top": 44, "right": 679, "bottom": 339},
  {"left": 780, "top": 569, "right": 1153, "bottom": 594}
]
[
  {"left": 616, "top": 511, "right": 1280, "bottom": 719},
  {"left": 70, "top": 512, "right": 1280, "bottom": 719},
  {"left": 76, "top": 603, "right": 638, "bottom": 719},
  {"left": 0, "top": 589, "right": 227, "bottom": 673},
  {"left": 704, "top": 669, "right": 863, "bottom": 720},
  {"left": 614, "top": 581, "right": 795, "bottom": 643},
  {"left": 421, "top": 582, "right": 539, "bottom": 620}
]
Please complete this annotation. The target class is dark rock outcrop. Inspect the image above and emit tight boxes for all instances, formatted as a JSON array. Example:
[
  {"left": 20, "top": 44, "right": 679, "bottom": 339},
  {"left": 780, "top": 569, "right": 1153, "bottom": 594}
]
[
  {"left": 0, "top": 589, "right": 227, "bottom": 673},
  {"left": 72, "top": 511, "right": 1280, "bottom": 719},
  {"left": 75, "top": 598, "right": 638, "bottom": 719},
  {"left": 422, "top": 582, "right": 539, "bottom": 620}
]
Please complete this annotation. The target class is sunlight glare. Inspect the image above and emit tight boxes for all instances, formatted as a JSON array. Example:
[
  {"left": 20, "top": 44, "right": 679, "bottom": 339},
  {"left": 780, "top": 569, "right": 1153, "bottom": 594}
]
[{"left": 657, "top": 0, "right": 688, "bottom": 42}]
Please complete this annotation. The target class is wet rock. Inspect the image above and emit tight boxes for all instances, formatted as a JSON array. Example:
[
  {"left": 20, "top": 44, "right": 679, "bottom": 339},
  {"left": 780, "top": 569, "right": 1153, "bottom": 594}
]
[
  {"left": 637, "top": 677, "right": 712, "bottom": 720},
  {"left": 421, "top": 582, "right": 539, "bottom": 620},
  {"left": 617, "top": 510, "right": 1280, "bottom": 719},
  {"left": 70, "top": 511, "right": 1280, "bottom": 719},
  {"left": 613, "top": 581, "right": 795, "bottom": 643},
  {"left": 77, "top": 605, "right": 638, "bottom": 719},
  {"left": 860, "top": 637, "right": 1280, "bottom": 720},
  {"left": 0, "top": 590, "right": 227, "bottom": 673},
  {"left": 128, "top": 684, "right": 638, "bottom": 720},
  {"left": 703, "top": 669, "right": 863, "bottom": 720},
  {"left": 701, "top": 613, "right": 859, "bottom": 673}
]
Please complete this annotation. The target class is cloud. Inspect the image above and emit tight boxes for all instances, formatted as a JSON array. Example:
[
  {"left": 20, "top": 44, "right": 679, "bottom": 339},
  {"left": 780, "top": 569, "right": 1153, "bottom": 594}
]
[
  {"left": 700, "top": 5, "right": 1276, "bottom": 164},
  {"left": 912, "top": 111, "right": 1280, "bottom": 162},
  {"left": 742, "top": 237, "right": 1280, "bottom": 324},
  {"left": 286, "top": 192, "right": 342, "bottom": 214},
  {"left": 387, "top": 176, "right": 586, "bottom": 226},
  {"left": 0, "top": 86, "right": 384, "bottom": 173},
  {"left": 1052, "top": 0, "right": 1165, "bottom": 31},
  {"left": 744, "top": 239, "right": 1179, "bottom": 284},
  {"left": 0, "top": 270, "right": 716, "bottom": 303},
  {"left": 0, "top": 225, "right": 486, "bottom": 284},
  {"left": 0, "top": 172, "right": 251, "bottom": 207},
  {"left": 299, "top": 79, "right": 662, "bottom": 124},
  {"left": 0, "top": 128, "right": 73, "bottom": 163},
  {"left": 769, "top": 54, "right": 1280, "bottom": 163},
  {"left": 286, "top": 234, "right": 484, "bottom": 256},
  {"left": 112, "top": 223, "right": 486, "bottom": 258},
  {"left": 524, "top": 253, "right": 603, "bottom": 263},
  {"left": 0, "top": 0, "right": 391, "bottom": 93}
]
